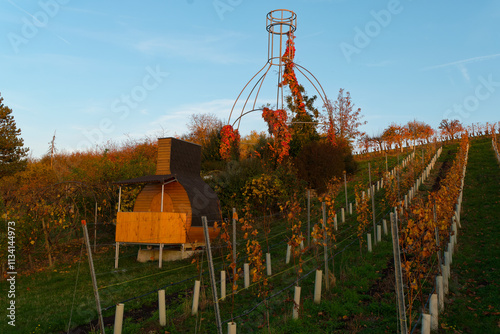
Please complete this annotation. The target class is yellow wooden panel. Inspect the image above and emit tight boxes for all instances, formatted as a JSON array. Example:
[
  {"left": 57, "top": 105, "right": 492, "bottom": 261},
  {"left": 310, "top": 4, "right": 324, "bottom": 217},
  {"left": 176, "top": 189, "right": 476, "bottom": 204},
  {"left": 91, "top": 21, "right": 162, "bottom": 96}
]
[{"left": 116, "top": 212, "right": 187, "bottom": 244}]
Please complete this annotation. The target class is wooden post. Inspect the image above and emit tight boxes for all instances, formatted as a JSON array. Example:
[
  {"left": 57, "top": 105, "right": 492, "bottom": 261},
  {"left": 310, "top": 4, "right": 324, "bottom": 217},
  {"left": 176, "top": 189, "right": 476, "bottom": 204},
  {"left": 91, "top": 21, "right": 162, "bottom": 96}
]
[
  {"left": 390, "top": 213, "right": 407, "bottom": 333},
  {"left": 115, "top": 242, "right": 119, "bottom": 269},
  {"left": 307, "top": 190, "right": 311, "bottom": 246},
  {"left": 322, "top": 202, "right": 329, "bottom": 290},
  {"left": 368, "top": 163, "right": 377, "bottom": 245},
  {"left": 159, "top": 244, "right": 163, "bottom": 269},
  {"left": 41, "top": 219, "right": 53, "bottom": 267},
  {"left": 94, "top": 202, "right": 98, "bottom": 253},
  {"left": 202, "top": 216, "right": 223, "bottom": 334},
  {"left": 118, "top": 186, "right": 122, "bottom": 212},
  {"left": 82, "top": 220, "right": 105, "bottom": 334},
  {"left": 343, "top": 170, "right": 348, "bottom": 213},
  {"left": 232, "top": 208, "right": 237, "bottom": 281},
  {"left": 161, "top": 183, "right": 165, "bottom": 212}
]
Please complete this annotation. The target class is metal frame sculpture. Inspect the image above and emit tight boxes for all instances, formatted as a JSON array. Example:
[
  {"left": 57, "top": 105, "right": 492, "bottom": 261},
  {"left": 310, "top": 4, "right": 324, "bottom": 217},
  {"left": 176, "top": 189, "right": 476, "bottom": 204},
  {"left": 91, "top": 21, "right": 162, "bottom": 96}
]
[{"left": 227, "top": 9, "right": 329, "bottom": 129}]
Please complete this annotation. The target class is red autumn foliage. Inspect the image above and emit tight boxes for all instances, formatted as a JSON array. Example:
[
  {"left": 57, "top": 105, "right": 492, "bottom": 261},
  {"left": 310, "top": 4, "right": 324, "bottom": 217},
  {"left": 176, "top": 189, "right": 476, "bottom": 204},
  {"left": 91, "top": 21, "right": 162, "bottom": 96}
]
[
  {"left": 220, "top": 124, "right": 240, "bottom": 161},
  {"left": 262, "top": 108, "right": 292, "bottom": 164},
  {"left": 280, "top": 33, "right": 306, "bottom": 114}
]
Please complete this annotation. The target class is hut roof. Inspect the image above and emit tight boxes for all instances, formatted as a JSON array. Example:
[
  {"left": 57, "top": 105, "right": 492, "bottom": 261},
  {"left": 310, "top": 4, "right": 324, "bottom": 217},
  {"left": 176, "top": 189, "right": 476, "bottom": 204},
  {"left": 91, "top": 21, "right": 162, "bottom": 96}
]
[{"left": 113, "top": 174, "right": 176, "bottom": 185}]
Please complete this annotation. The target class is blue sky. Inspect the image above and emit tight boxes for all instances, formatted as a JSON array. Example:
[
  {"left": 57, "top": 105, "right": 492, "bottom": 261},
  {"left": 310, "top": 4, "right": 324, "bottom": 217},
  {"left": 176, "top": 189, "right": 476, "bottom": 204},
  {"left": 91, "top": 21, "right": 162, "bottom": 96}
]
[{"left": 1, "top": 0, "right": 499, "bottom": 158}]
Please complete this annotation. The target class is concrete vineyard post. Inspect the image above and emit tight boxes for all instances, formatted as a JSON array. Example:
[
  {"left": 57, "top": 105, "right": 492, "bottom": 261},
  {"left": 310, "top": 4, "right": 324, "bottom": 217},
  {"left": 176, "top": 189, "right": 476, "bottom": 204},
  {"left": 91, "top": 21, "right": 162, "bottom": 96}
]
[
  {"left": 430, "top": 294, "right": 438, "bottom": 330},
  {"left": 228, "top": 322, "right": 237, "bottom": 334},
  {"left": 159, "top": 290, "right": 166, "bottom": 326},
  {"left": 221, "top": 271, "right": 226, "bottom": 301},
  {"left": 436, "top": 275, "right": 444, "bottom": 311},
  {"left": 244, "top": 263, "right": 250, "bottom": 288},
  {"left": 293, "top": 286, "right": 301, "bottom": 319},
  {"left": 266, "top": 253, "right": 272, "bottom": 276},
  {"left": 192, "top": 280, "right": 201, "bottom": 315},
  {"left": 422, "top": 313, "right": 431, "bottom": 334},
  {"left": 114, "top": 303, "right": 124, "bottom": 334},
  {"left": 314, "top": 270, "right": 322, "bottom": 304}
]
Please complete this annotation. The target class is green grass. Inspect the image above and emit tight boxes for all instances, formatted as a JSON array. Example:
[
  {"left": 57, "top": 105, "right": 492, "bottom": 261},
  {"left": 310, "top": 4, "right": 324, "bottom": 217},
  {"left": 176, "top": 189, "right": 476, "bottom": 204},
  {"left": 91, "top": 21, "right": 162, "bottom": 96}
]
[
  {"left": 438, "top": 137, "right": 500, "bottom": 333},
  {"left": 2, "top": 140, "right": 497, "bottom": 333}
]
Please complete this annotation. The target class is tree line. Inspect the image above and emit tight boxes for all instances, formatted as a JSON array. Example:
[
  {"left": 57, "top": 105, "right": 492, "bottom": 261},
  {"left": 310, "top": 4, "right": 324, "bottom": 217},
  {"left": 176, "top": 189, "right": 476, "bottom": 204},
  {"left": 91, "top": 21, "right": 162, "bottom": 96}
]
[{"left": 358, "top": 119, "right": 499, "bottom": 155}]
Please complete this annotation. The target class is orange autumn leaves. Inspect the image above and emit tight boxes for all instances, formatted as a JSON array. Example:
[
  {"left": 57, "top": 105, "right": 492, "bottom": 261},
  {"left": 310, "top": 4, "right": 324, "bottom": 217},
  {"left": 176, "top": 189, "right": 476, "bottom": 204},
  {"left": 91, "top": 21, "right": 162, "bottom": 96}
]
[
  {"left": 219, "top": 124, "right": 240, "bottom": 161},
  {"left": 280, "top": 33, "right": 306, "bottom": 114},
  {"left": 262, "top": 107, "right": 292, "bottom": 164},
  {"left": 221, "top": 32, "right": 304, "bottom": 163}
]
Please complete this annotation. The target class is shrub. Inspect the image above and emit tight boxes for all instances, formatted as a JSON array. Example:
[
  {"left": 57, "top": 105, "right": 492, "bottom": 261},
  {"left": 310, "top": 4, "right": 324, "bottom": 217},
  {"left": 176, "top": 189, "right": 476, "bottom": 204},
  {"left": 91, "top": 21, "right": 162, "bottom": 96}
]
[{"left": 294, "top": 141, "right": 346, "bottom": 194}]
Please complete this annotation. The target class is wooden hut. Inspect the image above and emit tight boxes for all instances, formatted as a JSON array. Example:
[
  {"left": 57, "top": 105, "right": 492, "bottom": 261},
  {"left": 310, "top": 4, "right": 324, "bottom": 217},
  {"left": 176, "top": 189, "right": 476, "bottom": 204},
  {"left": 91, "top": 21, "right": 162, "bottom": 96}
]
[{"left": 114, "top": 137, "right": 221, "bottom": 265}]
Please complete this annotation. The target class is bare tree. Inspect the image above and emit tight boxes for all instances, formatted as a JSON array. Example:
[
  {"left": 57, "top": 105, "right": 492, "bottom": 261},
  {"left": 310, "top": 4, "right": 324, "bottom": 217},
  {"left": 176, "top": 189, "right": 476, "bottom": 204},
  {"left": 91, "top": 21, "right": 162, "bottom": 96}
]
[
  {"left": 439, "top": 119, "right": 463, "bottom": 141},
  {"left": 322, "top": 88, "right": 366, "bottom": 149},
  {"left": 185, "top": 113, "right": 223, "bottom": 146}
]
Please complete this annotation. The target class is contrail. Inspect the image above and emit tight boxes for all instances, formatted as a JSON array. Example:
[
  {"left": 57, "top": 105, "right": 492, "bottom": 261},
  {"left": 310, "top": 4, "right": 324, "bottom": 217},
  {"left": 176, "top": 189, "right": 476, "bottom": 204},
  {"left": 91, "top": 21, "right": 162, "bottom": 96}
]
[{"left": 422, "top": 53, "right": 500, "bottom": 71}]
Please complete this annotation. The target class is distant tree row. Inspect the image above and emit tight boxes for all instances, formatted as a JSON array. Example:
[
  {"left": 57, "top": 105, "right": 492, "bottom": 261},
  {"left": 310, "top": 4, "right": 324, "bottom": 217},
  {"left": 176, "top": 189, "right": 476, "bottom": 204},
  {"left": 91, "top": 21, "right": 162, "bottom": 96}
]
[{"left": 358, "top": 119, "right": 499, "bottom": 154}]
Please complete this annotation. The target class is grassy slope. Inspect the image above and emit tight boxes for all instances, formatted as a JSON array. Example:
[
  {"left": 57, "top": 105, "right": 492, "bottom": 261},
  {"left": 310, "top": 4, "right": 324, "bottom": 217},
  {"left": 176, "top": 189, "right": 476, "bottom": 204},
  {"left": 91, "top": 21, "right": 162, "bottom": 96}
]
[
  {"left": 0, "top": 149, "right": 411, "bottom": 334},
  {"left": 0, "top": 145, "right": 460, "bottom": 334},
  {"left": 439, "top": 137, "right": 500, "bottom": 333}
]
